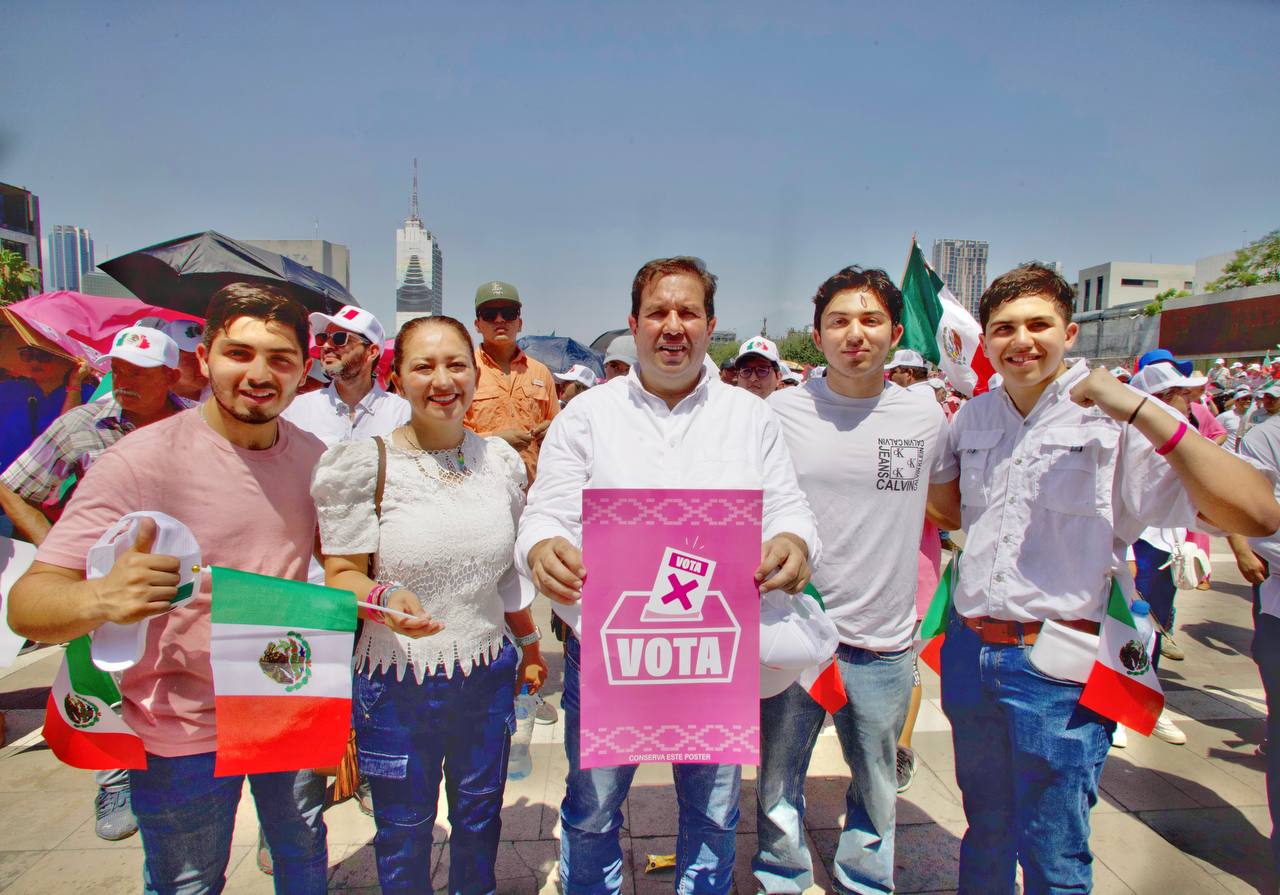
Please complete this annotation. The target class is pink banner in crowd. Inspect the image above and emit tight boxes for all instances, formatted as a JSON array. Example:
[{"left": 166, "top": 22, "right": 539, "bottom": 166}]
[{"left": 579, "top": 488, "right": 762, "bottom": 768}]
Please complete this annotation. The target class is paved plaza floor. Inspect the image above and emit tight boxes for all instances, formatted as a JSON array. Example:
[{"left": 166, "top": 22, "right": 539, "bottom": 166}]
[{"left": 0, "top": 542, "right": 1273, "bottom": 893}]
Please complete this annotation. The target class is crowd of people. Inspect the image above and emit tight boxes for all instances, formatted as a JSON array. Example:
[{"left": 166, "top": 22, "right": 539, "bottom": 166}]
[{"left": 1, "top": 257, "right": 1280, "bottom": 895}]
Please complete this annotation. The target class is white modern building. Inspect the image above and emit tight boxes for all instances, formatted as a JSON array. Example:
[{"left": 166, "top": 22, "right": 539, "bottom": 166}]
[
  {"left": 246, "top": 239, "right": 351, "bottom": 290},
  {"left": 46, "top": 225, "right": 95, "bottom": 292},
  {"left": 932, "top": 239, "right": 989, "bottom": 318},
  {"left": 394, "top": 160, "right": 444, "bottom": 333},
  {"left": 1075, "top": 261, "right": 1195, "bottom": 313}
]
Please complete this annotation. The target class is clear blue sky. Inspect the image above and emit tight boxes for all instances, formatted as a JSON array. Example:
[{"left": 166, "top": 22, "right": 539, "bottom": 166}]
[{"left": 3, "top": 1, "right": 1278, "bottom": 343}]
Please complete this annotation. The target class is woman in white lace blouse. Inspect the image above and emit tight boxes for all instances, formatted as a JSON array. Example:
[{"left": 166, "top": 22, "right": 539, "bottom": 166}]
[{"left": 311, "top": 316, "right": 546, "bottom": 894}]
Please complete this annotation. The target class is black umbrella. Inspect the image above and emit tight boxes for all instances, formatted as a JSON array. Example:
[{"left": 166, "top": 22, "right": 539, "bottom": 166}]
[{"left": 99, "top": 230, "right": 358, "bottom": 316}]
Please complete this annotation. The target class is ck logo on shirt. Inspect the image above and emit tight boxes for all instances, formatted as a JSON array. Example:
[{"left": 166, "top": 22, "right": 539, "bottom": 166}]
[{"left": 877, "top": 438, "right": 925, "bottom": 492}]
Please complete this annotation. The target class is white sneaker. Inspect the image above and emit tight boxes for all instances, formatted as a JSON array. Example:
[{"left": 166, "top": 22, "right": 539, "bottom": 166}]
[
  {"left": 1151, "top": 712, "right": 1187, "bottom": 745},
  {"left": 1111, "top": 726, "right": 1127, "bottom": 749}
]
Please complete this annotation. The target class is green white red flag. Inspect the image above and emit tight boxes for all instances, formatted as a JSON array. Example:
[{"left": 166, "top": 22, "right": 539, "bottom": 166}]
[
  {"left": 210, "top": 567, "right": 356, "bottom": 777},
  {"left": 44, "top": 635, "right": 147, "bottom": 770},
  {"left": 796, "top": 584, "right": 848, "bottom": 714},
  {"left": 899, "top": 238, "right": 996, "bottom": 397},
  {"left": 1079, "top": 580, "right": 1164, "bottom": 735}
]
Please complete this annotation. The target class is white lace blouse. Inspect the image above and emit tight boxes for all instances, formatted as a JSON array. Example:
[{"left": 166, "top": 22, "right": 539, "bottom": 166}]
[{"left": 311, "top": 430, "right": 530, "bottom": 682}]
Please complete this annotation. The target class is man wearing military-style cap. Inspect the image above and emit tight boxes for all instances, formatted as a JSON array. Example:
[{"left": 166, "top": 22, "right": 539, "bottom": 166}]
[{"left": 463, "top": 281, "right": 558, "bottom": 483}]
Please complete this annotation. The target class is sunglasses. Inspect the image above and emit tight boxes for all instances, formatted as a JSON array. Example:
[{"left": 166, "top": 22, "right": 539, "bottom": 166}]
[
  {"left": 314, "top": 331, "right": 366, "bottom": 347},
  {"left": 736, "top": 366, "right": 777, "bottom": 380},
  {"left": 478, "top": 306, "right": 521, "bottom": 323},
  {"left": 18, "top": 347, "right": 56, "bottom": 362}
]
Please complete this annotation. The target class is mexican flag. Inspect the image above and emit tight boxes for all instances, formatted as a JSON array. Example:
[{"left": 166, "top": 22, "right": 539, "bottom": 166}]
[
  {"left": 916, "top": 552, "right": 958, "bottom": 675},
  {"left": 1079, "top": 580, "right": 1164, "bottom": 735},
  {"left": 797, "top": 584, "right": 848, "bottom": 714},
  {"left": 210, "top": 567, "right": 356, "bottom": 777},
  {"left": 899, "top": 238, "right": 996, "bottom": 397},
  {"left": 43, "top": 635, "right": 147, "bottom": 770}
]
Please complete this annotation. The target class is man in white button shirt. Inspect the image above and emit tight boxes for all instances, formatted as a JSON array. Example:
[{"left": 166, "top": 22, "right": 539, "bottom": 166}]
[
  {"left": 756, "top": 266, "right": 959, "bottom": 895},
  {"left": 929, "top": 264, "right": 1280, "bottom": 894},
  {"left": 517, "top": 256, "right": 819, "bottom": 895},
  {"left": 282, "top": 305, "right": 409, "bottom": 447}
]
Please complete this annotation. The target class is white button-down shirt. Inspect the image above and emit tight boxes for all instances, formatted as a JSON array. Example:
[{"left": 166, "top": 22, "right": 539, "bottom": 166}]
[
  {"left": 516, "top": 359, "right": 820, "bottom": 636},
  {"left": 947, "top": 359, "right": 1196, "bottom": 622},
  {"left": 282, "top": 382, "right": 410, "bottom": 448}
]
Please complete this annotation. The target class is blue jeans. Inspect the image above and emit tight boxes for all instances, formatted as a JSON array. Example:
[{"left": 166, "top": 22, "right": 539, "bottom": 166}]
[
  {"left": 754, "top": 643, "right": 913, "bottom": 894},
  {"left": 354, "top": 642, "right": 517, "bottom": 895},
  {"left": 129, "top": 752, "right": 328, "bottom": 895},
  {"left": 560, "top": 633, "right": 741, "bottom": 895},
  {"left": 1253, "top": 610, "right": 1280, "bottom": 874},
  {"left": 940, "top": 616, "right": 1112, "bottom": 895}
]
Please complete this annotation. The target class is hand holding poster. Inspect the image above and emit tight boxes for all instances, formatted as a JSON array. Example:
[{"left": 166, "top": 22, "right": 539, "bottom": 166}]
[{"left": 579, "top": 488, "right": 762, "bottom": 768}]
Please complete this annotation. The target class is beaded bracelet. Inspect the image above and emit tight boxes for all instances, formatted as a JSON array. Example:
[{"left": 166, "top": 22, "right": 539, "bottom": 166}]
[
  {"left": 1155, "top": 420, "right": 1188, "bottom": 456},
  {"left": 365, "top": 582, "right": 399, "bottom": 624}
]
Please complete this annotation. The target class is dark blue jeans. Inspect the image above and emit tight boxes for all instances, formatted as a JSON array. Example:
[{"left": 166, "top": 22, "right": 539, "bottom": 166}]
[
  {"left": 940, "top": 616, "right": 1112, "bottom": 895},
  {"left": 129, "top": 752, "right": 328, "bottom": 895},
  {"left": 1253, "top": 609, "right": 1280, "bottom": 875},
  {"left": 354, "top": 642, "right": 517, "bottom": 895}
]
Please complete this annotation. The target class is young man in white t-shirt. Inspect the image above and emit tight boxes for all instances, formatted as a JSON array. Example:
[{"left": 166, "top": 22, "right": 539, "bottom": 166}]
[{"left": 754, "top": 266, "right": 960, "bottom": 895}]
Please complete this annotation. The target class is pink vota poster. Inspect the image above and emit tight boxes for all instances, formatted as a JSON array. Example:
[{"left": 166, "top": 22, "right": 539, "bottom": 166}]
[{"left": 579, "top": 488, "right": 763, "bottom": 768}]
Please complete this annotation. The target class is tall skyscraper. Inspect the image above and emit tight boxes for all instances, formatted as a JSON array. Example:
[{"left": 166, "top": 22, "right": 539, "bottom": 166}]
[
  {"left": 46, "top": 225, "right": 95, "bottom": 292},
  {"left": 932, "top": 238, "right": 989, "bottom": 317},
  {"left": 395, "top": 159, "right": 443, "bottom": 333}
]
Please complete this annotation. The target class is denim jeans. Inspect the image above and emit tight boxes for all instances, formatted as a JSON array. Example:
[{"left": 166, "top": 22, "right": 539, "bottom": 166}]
[
  {"left": 939, "top": 615, "right": 1112, "bottom": 895},
  {"left": 129, "top": 752, "right": 328, "bottom": 895},
  {"left": 560, "top": 633, "right": 741, "bottom": 895},
  {"left": 754, "top": 642, "right": 913, "bottom": 895},
  {"left": 1253, "top": 610, "right": 1280, "bottom": 874},
  {"left": 354, "top": 641, "right": 517, "bottom": 895}
]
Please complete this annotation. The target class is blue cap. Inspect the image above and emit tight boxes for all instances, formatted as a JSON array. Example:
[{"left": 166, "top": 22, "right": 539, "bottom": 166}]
[
  {"left": 1130, "top": 599, "right": 1151, "bottom": 616},
  {"left": 1137, "top": 349, "right": 1192, "bottom": 377}
]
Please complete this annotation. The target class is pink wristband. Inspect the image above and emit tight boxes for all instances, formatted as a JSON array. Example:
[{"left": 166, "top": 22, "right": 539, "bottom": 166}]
[
  {"left": 1155, "top": 420, "right": 1188, "bottom": 456},
  {"left": 365, "top": 583, "right": 388, "bottom": 624}
]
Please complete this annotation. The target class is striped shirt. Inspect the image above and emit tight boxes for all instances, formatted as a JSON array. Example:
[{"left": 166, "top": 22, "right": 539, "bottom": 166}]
[{"left": 1, "top": 394, "right": 193, "bottom": 504}]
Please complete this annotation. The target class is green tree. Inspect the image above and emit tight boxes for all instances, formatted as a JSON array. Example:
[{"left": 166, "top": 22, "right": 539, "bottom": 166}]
[
  {"left": 1142, "top": 287, "right": 1189, "bottom": 317},
  {"left": 777, "top": 329, "right": 824, "bottom": 367},
  {"left": 707, "top": 341, "right": 738, "bottom": 367},
  {"left": 0, "top": 247, "right": 41, "bottom": 306},
  {"left": 1207, "top": 229, "right": 1280, "bottom": 292}
]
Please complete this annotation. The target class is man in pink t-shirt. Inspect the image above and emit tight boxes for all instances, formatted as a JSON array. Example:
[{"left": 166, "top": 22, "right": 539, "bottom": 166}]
[{"left": 9, "top": 283, "right": 331, "bottom": 894}]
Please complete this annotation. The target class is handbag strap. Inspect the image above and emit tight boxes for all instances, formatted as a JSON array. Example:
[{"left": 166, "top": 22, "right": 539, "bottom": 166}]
[{"left": 368, "top": 435, "right": 387, "bottom": 579}]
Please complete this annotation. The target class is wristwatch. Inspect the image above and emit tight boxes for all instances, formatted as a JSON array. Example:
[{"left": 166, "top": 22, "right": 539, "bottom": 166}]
[{"left": 513, "top": 626, "right": 542, "bottom": 648}]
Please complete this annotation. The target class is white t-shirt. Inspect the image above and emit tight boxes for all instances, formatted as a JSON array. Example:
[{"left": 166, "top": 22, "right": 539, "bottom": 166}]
[{"left": 768, "top": 380, "right": 958, "bottom": 651}]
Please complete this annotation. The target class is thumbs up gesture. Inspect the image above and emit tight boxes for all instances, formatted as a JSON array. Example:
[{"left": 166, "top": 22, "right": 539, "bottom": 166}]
[{"left": 91, "top": 517, "right": 183, "bottom": 625}]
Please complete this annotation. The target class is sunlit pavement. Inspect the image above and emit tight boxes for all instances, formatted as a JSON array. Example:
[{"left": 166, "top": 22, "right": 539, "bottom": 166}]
[{"left": 0, "top": 539, "right": 1272, "bottom": 893}]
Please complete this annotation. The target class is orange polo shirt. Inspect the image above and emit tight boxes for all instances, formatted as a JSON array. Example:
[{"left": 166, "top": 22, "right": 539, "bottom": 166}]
[{"left": 464, "top": 345, "right": 559, "bottom": 481}]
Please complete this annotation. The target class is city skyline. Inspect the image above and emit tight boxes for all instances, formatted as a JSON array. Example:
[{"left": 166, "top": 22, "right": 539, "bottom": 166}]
[
  {"left": 932, "top": 238, "right": 990, "bottom": 319},
  {"left": 4, "top": 3, "right": 1277, "bottom": 341},
  {"left": 394, "top": 159, "right": 443, "bottom": 333},
  {"left": 45, "top": 224, "right": 95, "bottom": 293}
]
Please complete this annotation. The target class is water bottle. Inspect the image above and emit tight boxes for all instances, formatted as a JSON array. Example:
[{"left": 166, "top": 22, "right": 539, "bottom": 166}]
[
  {"left": 1130, "top": 599, "right": 1157, "bottom": 658},
  {"left": 508, "top": 685, "right": 535, "bottom": 781}
]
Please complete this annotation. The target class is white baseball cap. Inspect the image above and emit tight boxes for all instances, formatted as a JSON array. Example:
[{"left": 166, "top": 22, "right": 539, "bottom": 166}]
[
  {"left": 1231, "top": 361, "right": 1245, "bottom": 369},
  {"left": 927, "top": 378, "right": 947, "bottom": 391},
  {"left": 1258, "top": 381, "right": 1280, "bottom": 399},
  {"left": 758, "top": 590, "right": 840, "bottom": 698},
  {"left": 135, "top": 316, "right": 205, "bottom": 353},
  {"left": 735, "top": 336, "right": 781, "bottom": 367},
  {"left": 1249, "top": 363, "right": 1262, "bottom": 371},
  {"left": 553, "top": 364, "right": 597, "bottom": 388},
  {"left": 1214, "top": 357, "right": 1225, "bottom": 364},
  {"left": 1130, "top": 363, "right": 1207, "bottom": 395},
  {"left": 780, "top": 368, "right": 803, "bottom": 386},
  {"left": 886, "top": 349, "right": 927, "bottom": 370},
  {"left": 604, "top": 335, "right": 638, "bottom": 367},
  {"left": 309, "top": 305, "right": 385, "bottom": 347},
  {"left": 108, "top": 325, "right": 180, "bottom": 369}
]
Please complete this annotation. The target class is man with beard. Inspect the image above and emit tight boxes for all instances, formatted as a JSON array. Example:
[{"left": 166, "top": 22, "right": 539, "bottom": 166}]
[
  {"left": 9, "top": 283, "right": 332, "bottom": 894},
  {"left": 282, "top": 304, "right": 408, "bottom": 446}
]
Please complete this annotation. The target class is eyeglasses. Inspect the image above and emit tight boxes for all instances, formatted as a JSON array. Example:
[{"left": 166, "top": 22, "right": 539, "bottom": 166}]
[
  {"left": 314, "top": 331, "right": 366, "bottom": 348},
  {"left": 736, "top": 366, "right": 777, "bottom": 380},
  {"left": 478, "top": 306, "right": 521, "bottom": 323}
]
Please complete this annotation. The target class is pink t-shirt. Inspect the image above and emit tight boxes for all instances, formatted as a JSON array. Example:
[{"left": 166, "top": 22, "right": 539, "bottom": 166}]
[
  {"left": 37, "top": 408, "right": 326, "bottom": 757},
  {"left": 1189, "top": 402, "right": 1227, "bottom": 442}
]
